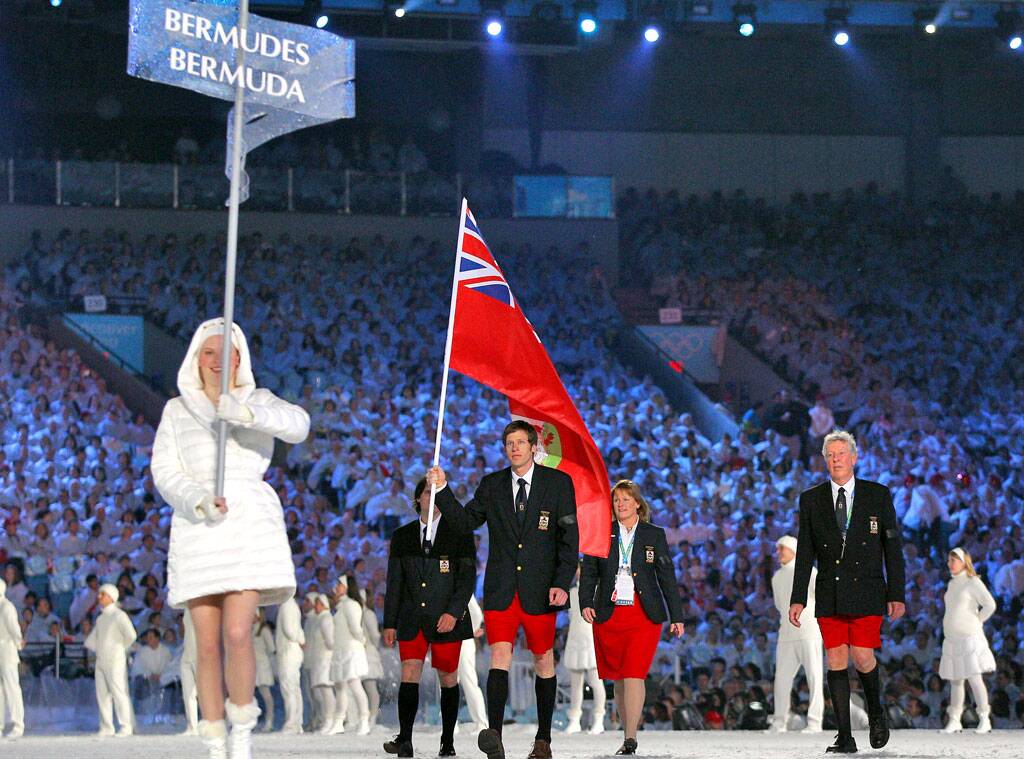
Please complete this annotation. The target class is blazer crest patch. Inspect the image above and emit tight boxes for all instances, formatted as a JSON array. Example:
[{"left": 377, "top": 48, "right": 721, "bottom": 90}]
[
  {"left": 439, "top": 556, "right": 450, "bottom": 573},
  {"left": 538, "top": 510, "right": 550, "bottom": 531},
  {"left": 869, "top": 516, "right": 879, "bottom": 535},
  {"left": 645, "top": 545, "right": 655, "bottom": 563}
]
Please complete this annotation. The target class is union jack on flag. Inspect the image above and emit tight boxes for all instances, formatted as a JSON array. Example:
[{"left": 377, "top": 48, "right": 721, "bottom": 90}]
[{"left": 457, "top": 207, "right": 516, "bottom": 308}]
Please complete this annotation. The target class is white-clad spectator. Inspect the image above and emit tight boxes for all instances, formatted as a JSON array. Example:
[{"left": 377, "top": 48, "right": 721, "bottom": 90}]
[
  {"left": 0, "top": 576, "right": 26, "bottom": 739},
  {"left": 275, "top": 591, "right": 305, "bottom": 734},
  {"left": 84, "top": 584, "right": 137, "bottom": 737}
]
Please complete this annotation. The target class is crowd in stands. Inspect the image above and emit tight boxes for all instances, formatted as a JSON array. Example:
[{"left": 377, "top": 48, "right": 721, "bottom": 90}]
[{"left": 2, "top": 182, "right": 1023, "bottom": 732}]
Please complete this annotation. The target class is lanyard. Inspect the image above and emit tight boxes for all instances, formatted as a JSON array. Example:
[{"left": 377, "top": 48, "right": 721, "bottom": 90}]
[{"left": 618, "top": 528, "right": 636, "bottom": 571}]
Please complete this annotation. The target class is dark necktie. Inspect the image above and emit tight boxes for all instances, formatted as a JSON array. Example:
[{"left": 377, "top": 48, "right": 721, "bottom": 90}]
[
  {"left": 836, "top": 487, "right": 848, "bottom": 537},
  {"left": 515, "top": 477, "right": 528, "bottom": 529}
]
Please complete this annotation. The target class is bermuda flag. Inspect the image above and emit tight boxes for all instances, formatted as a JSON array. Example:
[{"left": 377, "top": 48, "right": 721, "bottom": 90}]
[{"left": 445, "top": 200, "right": 611, "bottom": 557}]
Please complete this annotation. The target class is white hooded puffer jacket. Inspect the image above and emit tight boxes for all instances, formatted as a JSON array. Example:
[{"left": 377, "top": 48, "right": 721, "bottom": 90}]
[{"left": 152, "top": 318, "right": 310, "bottom": 609}]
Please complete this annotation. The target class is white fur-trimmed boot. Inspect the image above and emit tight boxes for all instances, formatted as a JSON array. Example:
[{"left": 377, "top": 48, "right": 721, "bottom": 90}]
[
  {"left": 198, "top": 719, "right": 228, "bottom": 759},
  {"left": 225, "top": 700, "right": 261, "bottom": 759},
  {"left": 975, "top": 706, "right": 992, "bottom": 734},
  {"left": 941, "top": 706, "right": 962, "bottom": 733}
]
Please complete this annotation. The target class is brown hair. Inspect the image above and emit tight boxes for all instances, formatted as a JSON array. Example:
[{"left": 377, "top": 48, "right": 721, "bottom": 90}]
[
  {"left": 611, "top": 479, "right": 651, "bottom": 523},
  {"left": 502, "top": 420, "right": 538, "bottom": 446}
]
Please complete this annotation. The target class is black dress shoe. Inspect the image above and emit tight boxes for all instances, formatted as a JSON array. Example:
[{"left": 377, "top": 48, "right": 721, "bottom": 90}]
[
  {"left": 615, "top": 738, "right": 638, "bottom": 755},
  {"left": 868, "top": 711, "right": 890, "bottom": 749},
  {"left": 825, "top": 733, "right": 858, "bottom": 754},
  {"left": 385, "top": 736, "right": 414, "bottom": 758},
  {"left": 478, "top": 728, "right": 506, "bottom": 759},
  {"left": 439, "top": 741, "right": 457, "bottom": 757}
]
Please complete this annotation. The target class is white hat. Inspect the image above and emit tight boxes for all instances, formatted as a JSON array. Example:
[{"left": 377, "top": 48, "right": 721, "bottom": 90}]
[
  {"left": 776, "top": 535, "right": 798, "bottom": 553},
  {"left": 316, "top": 593, "right": 330, "bottom": 608},
  {"left": 99, "top": 583, "right": 120, "bottom": 603}
]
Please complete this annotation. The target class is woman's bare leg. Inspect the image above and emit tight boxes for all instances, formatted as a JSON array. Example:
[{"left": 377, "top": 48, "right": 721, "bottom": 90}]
[
  {"left": 221, "top": 591, "right": 260, "bottom": 707},
  {"left": 189, "top": 596, "right": 225, "bottom": 722}
]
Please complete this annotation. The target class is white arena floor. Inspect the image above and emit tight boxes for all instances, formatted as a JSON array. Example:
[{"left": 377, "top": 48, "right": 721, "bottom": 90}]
[{"left": 3, "top": 724, "right": 1022, "bottom": 759}]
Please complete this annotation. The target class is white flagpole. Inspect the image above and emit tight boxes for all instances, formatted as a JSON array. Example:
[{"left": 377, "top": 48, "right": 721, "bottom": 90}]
[
  {"left": 424, "top": 197, "right": 468, "bottom": 549},
  {"left": 215, "top": 0, "right": 250, "bottom": 498}
]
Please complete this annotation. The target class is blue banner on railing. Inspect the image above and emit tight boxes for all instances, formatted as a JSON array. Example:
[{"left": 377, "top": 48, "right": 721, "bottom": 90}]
[
  {"left": 127, "top": 0, "right": 355, "bottom": 202},
  {"left": 64, "top": 314, "right": 145, "bottom": 374}
]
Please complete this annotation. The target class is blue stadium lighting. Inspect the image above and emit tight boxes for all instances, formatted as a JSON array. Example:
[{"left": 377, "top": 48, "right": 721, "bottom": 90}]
[
  {"left": 644, "top": 25, "right": 661, "bottom": 43},
  {"left": 579, "top": 17, "right": 597, "bottom": 34},
  {"left": 1012, "top": 35, "right": 1023, "bottom": 50},
  {"left": 738, "top": 21, "right": 755, "bottom": 37},
  {"left": 486, "top": 19, "right": 503, "bottom": 37},
  {"left": 50, "top": 0, "right": 62, "bottom": 6},
  {"left": 833, "top": 30, "right": 849, "bottom": 46},
  {"left": 315, "top": 14, "right": 329, "bottom": 28},
  {"left": 395, "top": 7, "right": 406, "bottom": 18},
  {"left": 924, "top": 23, "right": 937, "bottom": 34}
]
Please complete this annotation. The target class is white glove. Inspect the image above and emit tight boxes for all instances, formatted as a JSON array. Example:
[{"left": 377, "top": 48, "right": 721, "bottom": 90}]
[
  {"left": 195, "top": 495, "right": 227, "bottom": 524},
  {"left": 216, "top": 393, "right": 254, "bottom": 425}
]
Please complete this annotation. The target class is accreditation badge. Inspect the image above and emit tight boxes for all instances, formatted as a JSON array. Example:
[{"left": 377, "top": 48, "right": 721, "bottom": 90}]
[
  {"left": 614, "top": 569, "right": 635, "bottom": 605},
  {"left": 645, "top": 546, "right": 655, "bottom": 564},
  {"left": 439, "top": 557, "right": 450, "bottom": 573},
  {"left": 538, "top": 510, "right": 550, "bottom": 531},
  {"left": 869, "top": 517, "right": 879, "bottom": 535}
]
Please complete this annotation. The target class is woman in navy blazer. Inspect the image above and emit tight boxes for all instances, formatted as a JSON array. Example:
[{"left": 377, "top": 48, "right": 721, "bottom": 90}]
[{"left": 580, "top": 481, "right": 685, "bottom": 755}]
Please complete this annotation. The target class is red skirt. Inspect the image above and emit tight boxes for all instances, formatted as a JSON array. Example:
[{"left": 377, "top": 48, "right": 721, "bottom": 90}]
[{"left": 593, "top": 602, "right": 661, "bottom": 680}]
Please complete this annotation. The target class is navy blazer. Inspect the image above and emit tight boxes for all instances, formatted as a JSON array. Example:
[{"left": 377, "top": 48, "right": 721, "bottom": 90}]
[{"left": 579, "top": 520, "right": 685, "bottom": 625}]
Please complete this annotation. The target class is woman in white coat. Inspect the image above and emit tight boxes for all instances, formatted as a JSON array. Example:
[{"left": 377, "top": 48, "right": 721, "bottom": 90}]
[
  {"left": 301, "top": 592, "right": 320, "bottom": 731},
  {"left": 564, "top": 579, "right": 605, "bottom": 735},
  {"left": 84, "top": 584, "right": 136, "bottom": 738},
  {"left": 309, "top": 594, "right": 336, "bottom": 735},
  {"left": 151, "top": 318, "right": 310, "bottom": 759},
  {"left": 328, "top": 574, "right": 370, "bottom": 735},
  {"left": 252, "top": 609, "right": 277, "bottom": 732},
  {"left": 275, "top": 591, "right": 305, "bottom": 734},
  {"left": 360, "top": 589, "right": 384, "bottom": 728},
  {"left": 939, "top": 547, "right": 997, "bottom": 734},
  {"left": 0, "top": 577, "right": 25, "bottom": 739}
]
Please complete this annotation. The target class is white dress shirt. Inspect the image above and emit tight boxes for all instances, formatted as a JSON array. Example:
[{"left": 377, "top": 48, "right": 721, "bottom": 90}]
[
  {"left": 830, "top": 476, "right": 856, "bottom": 513},
  {"left": 511, "top": 464, "right": 535, "bottom": 511}
]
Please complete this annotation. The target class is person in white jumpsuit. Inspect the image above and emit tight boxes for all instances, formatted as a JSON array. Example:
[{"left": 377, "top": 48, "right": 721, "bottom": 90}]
[
  {"left": 252, "top": 609, "right": 276, "bottom": 732},
  {"left": 300, "top": 592, "right": 320, "bottom": 731},
  {"left": 151, "top": 319, "right": 309, "bottom": 759},
  {"left": 329, "top": 575, "right": 370, "bottom": 735},
  {"left": 771, "top": 535, "right": 824, "bottom": 733},
  {"left": 310, "top": 594, "right": 336, "bottom": 735},
  {"left": 360, "top": 590, "right": 384, "bottom": 728},
  {"left": 0, "top": 578, "right": 25, "bottom": 739},
  {"left": 563, "top": 582, "right": 606, "bottom": 734},
  {"left": 457, "top": 596, "right": 488, "bottom": 733},
  {"left": 181, "top": 609, "right": 199, "bottom": 736},
  {"left": 275, "top": 591, "right": 305, "bottom": 734},
  {"left": 939, "top": 547, "right": 997, "bottom": 734},
  {"left": 84, "top": 584, "right": 137, "bottom": 738}
]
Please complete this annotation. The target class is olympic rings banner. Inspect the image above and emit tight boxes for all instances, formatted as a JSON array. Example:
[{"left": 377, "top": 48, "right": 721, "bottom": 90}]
[{"left": 127, "top": 0, "right": 355, "bottom": 202}]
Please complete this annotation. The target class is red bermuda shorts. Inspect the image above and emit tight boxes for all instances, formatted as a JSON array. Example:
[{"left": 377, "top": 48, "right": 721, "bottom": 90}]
[
  {"left": 398, "top": 631, "right": 462, "bottom": 673},
  {"left": 818, "top": 615, "right": 883, "bottom": 650},
  {"left": 484, "top": 593, "right": 557, "bottom": 655}
]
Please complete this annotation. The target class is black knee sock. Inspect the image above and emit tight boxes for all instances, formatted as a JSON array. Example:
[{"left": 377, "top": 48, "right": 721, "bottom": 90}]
[
  {"left": 858, "top": 664, "right": 883, "bottom": 718},
  {"left": 440, "top": 684, "right": 460, "bottom": 744},
  {"left": 827, "top": 669, "right": 852, "bottom": 737},
  {"left": 486, "top": 669, "right": 509, "bottom": 734},
  {"left": 535, "top": 675, "right": 557, "bottom": 743},
  {"left": 398, "top": 682, "right": 419, "bottom": 742}
]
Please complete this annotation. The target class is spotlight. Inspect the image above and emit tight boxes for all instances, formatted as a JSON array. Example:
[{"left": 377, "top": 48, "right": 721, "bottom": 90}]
[
  {"left": 644, "top": 25, "right": 661, "bottom": 42},
  {"left": 575, "top": 0, "right": 598, "bottom": 34},
  {"left": 913, "top": 5, "right": 939, "bottom": 34},
  {"left": 481, "top": 0, "right": 505, "bottom": 38},
  {"left": 304, "top": 0, "right": 329, "bottom": 28},
  {"left": 394, "top": 7, "right": 406, "bottom": 17},
  {"left": 50, "top": 0, "right": 62, "bottom": 6},
  {"left": 995, "top": 6, "right": 1023, "bottom": 49},
  {"left": 732, "top": 3, "right": 757, "bottom": 36},
  {"left": 825, "top": 5, "right": 851, "bottom": 46},
  {"left": 315, "top": 14, "right": 329, "bottom": 28},
  {"left": 486, "top": 19, "right": 503, "bottom": 36},
  {"left": 1012, "top": 35, "right": 1023, "bottom": 50}
]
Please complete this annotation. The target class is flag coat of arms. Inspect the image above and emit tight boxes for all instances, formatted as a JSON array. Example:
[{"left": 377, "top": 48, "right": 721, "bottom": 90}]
[{"left": 445, "top": 203, "right": 611, "bottom": 557}]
